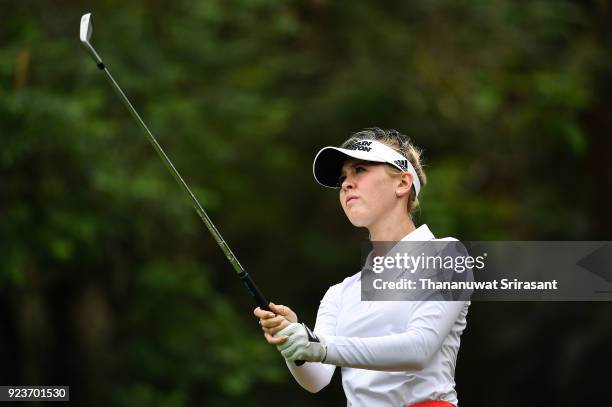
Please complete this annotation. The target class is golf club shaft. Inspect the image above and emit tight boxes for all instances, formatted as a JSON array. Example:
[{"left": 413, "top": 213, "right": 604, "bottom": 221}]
[{"left": 89, "top": 52, "right": 270, "bottom": 312}]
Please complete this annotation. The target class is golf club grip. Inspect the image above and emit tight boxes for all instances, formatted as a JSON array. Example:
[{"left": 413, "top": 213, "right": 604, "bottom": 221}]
[
  {"left": 238, "top": 271, "right": 269, "bottom": 310},
  {"left": 238, "top": 271, "right": 305, "bottom": 366}
]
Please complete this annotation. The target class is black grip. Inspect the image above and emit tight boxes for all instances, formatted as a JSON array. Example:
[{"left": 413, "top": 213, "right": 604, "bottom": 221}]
[
  {"left": 239, "top": 271, "right": 270, "bottom": 311},
  {"left": 239, "top": 271, "right": 305, "bottom": 366}
]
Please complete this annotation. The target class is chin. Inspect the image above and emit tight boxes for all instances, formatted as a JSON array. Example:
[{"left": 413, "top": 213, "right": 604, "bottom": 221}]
[{"left": 345, "top": 212, "right": 371, "bottom": 228}]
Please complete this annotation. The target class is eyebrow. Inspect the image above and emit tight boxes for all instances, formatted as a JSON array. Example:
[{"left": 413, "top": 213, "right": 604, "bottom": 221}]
[{"left": 340, "top": 160, "right": 375, "bottom": 176}]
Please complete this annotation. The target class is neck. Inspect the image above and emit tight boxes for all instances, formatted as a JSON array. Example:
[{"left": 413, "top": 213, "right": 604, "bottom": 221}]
[{"left": 368, "top": 213, "right": 416, "bottom": 241}]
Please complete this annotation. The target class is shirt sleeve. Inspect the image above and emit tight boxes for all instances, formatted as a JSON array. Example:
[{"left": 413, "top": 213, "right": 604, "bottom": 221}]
[
  {"left": 284, "top": 283, "right": 341, "bottom": 393},
  {"left": 323, "top": 300, "right": 468, "bottom": 372}
]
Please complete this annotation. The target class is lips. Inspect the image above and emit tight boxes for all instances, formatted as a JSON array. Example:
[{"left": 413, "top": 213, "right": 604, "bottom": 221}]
[{"left": 345, "top": 196, "right": 359, "bottom": 206}]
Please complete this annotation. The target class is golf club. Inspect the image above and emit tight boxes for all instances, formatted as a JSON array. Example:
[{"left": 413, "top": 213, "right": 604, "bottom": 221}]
[{"left": 79, "top": 12, "right": 272, "bottom": 313}]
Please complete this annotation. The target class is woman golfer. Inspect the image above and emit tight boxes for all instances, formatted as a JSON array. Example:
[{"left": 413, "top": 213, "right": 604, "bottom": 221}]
[{"left": 254, "top": 128, "right": 469, "bottom": 407}]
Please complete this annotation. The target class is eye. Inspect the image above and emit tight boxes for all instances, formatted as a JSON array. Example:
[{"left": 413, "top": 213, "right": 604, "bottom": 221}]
[{"left": 355, "top": 165, "right": 366, "bottom": 173}]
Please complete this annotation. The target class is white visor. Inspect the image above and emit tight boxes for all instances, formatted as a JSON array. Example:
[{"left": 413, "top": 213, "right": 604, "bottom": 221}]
[{"left": 312, "top": 139, "right": 421, "bottom": 196}]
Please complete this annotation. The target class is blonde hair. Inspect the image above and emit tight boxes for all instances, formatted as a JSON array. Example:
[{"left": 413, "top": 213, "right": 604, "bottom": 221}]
[{"left": 341, "top": 127, "right": 427, "bottom": 215}]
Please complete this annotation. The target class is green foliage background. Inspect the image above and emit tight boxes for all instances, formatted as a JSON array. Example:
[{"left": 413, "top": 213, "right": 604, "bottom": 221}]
[{"left": 1, "top": 0, "right": 611, "bottom": 406}]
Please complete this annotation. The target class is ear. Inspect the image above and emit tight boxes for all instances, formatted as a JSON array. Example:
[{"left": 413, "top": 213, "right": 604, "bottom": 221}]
[{"left": 395, "top": 172, "right": 414, "bottom": 198}]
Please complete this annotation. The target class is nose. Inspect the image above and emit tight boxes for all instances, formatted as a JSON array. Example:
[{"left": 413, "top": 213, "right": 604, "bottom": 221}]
[{"left": 341, "top": 174, "right": 355, "bottom": 190}]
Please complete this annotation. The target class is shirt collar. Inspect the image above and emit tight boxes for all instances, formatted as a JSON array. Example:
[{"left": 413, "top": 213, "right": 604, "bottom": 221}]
[
  {"left": 359, "top": 224, "right": 435, "bottom": 280},
  {"left": 399, "top": 224, "right": 435, "bottom": 242}
]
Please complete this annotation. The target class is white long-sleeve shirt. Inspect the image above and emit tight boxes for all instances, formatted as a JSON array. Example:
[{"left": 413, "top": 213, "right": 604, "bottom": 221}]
[{"left": 286, "top": 224, "right": 469, "bottom": 407}]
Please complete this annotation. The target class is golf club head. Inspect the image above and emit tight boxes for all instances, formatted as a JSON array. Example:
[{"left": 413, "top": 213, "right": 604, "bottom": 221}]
[
  {"left": 80, "top": 12, "right": 104, "bottom": 67},
  {"left": 80, "top": 13, "right": 92, "bottom": 43}
]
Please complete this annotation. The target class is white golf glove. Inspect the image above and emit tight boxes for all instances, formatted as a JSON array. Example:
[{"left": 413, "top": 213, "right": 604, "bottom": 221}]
[{"left": 275, "top": 322, "right": 327, "bottom": 363}]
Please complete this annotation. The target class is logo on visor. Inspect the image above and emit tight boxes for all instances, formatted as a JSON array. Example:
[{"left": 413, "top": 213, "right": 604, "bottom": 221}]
[
  {"left": 346, "top": 140, "right": 372, "bottom": 152},
  {"left": 394, "top": 160, "right": 409, "bottom": 171}
]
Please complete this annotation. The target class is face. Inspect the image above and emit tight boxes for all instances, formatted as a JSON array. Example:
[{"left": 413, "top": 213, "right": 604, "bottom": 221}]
[{"left": 338, "top": 159, "right": 400, "bottom": 228}]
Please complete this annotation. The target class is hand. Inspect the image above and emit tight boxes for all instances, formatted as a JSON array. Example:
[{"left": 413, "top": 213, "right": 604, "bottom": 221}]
[
  {"left": 274, "top": 322, "right": 327, "bottom": 363},
  {"left": 253, "top": 303, "right": 298, "bottom": 346}
]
